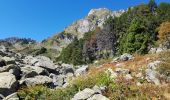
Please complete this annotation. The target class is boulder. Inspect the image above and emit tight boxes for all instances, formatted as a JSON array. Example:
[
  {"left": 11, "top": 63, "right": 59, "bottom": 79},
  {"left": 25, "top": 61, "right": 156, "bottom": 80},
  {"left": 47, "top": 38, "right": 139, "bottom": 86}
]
[
  {"left": 0, "top": 59, "right": 6, "bottom": 67},
  {"left": 115, "top": 68, "right": 130, "bottom": 74},
  {"left": 0, "top": 72, "right": 18, "bottom": 97},
  {"left": 87, "top": 94, "right": 109, "bottom": 100},
  {"left": 50, "top": 74, "right": 66, "bottom": 87},
  {"left": 119, "top": 53, "right": 133, "bottom": 61},
  {"left": 145, "top": 69, "right": 160, "bottom": 85},
  {"left": 3, "top": 92, "right": 19, "bottom": 100},
  {"left": 92, "top": 85, "right": 106, "bottom": 94},
  {"left": 2, "top": 57, "right": 15, "bottom": 65},
  {"left": 71, "top": 88, "right": 95, "bottom": 100},
  {"left": 147, "top": 61, "right": 161, "bottom": 70},
  {"left": 75, "top": 65, "right": 88, "bottom": 76},
  {"left": 23, "top": 75, "right": 53, "bottom": 87},
  {"left": 106, "top": 68, "right": 117, "bottom": 79},
  {"left": 21, "top": 65, "right": 48, "bottom": 79},
  {"left": 34, "top": 56, "right": 58, "bottom": 73},
  {"left": 0, "top": 45, "right": 6, "bottom": 52},
  {"left": 124, "top": 74, "right": 133, "bottom": 80}
]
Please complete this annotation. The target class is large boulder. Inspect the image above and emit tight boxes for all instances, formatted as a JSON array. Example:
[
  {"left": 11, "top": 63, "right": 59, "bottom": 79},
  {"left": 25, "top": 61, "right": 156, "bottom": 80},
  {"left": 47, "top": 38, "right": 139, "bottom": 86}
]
[
  {"left": 21, "top": 65, "right": 48, "bottom": 79},
  {"left": 34, "top": 56, "right": 58, "bottom": 73},
  {"left": 2, "top": 57, "right": 15, "bottom": 65},
  {"left": 23, "top": 75, "right": 53, "bottom": 87},
  {"left": 75, "top": 65, "right": 89, "bottom": 76},
  {"left": 0, "top": 65, "right": 21, "bottom": 79},
  {"left": 0, "top": 72, "right": 18, "bottom": 97}
]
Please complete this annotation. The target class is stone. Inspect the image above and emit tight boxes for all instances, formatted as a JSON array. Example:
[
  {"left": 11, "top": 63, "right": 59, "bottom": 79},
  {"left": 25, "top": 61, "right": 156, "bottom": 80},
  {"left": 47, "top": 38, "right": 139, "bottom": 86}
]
[
  {"left": 0, "top": 59, "right": 6, "bottom": 67},
  {"left": 71, "top": 88, "right": 95, "bottom": 100},
  {"left": 135, "top": 72, "right": 143, "bottom": 78},
  {"left": 2, "top": 57, "right": 15, "bottom": 65},
  {"left": 24, "top": 75, "right": 53, "bottom": 87},
  {"left": 0, "top": 45, "right": 6, "bottom": 52},
  {"left": 0, "top": 94, "right": 5, "bottom": 100},
  {"left": 119, "top": 53, "right": 134, "bottom": 61},
  {"left": 124, "top": 74, "right": 133, "bottom": 80},
  {"left": 21, "top": 65, "right": 48, "bottom": 79},
  {"left": 75, "top": 65, "right": 88, "bottom": 76},
  {"left": 106, "top": 68, "right": 117, "bottom": 79},
  {"left": 55, "top": 75, "right": 65, "bottom": 87},
  {"left": 115, "top": 68, "right": 130, "bottom": 74},
  {"left": 145, "top": 69, "right": 160, "bottom": 85},
  {"left": 92, "top": 85, "right": 106, "bottom": 94},
  {"left": 147, "top": 61, "right": 161, "bottom": 70},
  {"left": 3, "top": 92, "right": 19, "bottom": 100},
  {"left": 0, "top": 72, "right": 18, "bottom": 97},
  {"left": 87, "top": 94, "right": 109, "bottom": 100}
]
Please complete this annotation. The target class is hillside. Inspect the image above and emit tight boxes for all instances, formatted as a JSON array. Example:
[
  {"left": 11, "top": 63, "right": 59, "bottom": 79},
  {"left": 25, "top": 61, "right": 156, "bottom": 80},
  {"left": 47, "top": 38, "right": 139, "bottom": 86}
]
[{"left": 0, "top": 0, "right": 170, "bottom": 100}]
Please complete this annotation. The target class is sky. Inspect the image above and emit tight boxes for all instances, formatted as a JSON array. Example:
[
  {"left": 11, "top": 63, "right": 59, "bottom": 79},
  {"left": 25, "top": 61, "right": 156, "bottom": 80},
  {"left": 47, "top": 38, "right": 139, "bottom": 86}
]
[{"left": 0, "top": 0, "right": 170, "bottom": 41}]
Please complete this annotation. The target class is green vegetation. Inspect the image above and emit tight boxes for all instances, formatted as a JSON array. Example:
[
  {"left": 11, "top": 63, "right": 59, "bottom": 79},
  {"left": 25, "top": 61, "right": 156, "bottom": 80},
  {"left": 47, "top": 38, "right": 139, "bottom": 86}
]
[
  {"left": 18, "top": 72, "right": 113, "bottom": 100},
  {"left": 58, "top": 0, "right": 170, "bottom": 65}
]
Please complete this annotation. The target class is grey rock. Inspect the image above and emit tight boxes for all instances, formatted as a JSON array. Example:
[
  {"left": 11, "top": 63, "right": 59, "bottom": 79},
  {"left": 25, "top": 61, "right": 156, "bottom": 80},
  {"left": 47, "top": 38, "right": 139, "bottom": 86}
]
[
  {"left": 87, "top": 94, "right": 109, "bottom": 100},
  {"left": 115, "top": 68, "right": 130, "bottom": 74},
  {"left": 149, "top": 47, "right": 167, "bottom": 54},
  {"left": 0, "top": 72, "right": 18, "bottom": 97},
  {"left": 0, "top": 59, "right": 6, "bottom": 67},
  {"left": 119, "top": 53, "right": 134, "bottom": 61},
  {"left": 75, "top": 65, "right": 88, "bottom": 76},
  {"left": 124, "top": 74, "right": 133, "bottom": 80},
  {"left": 2, "top": 57, "right": 15, "bottom": 65},
  {"left": 23, "top": 75, "right": 53, "bottom": 87},
  {"left": 0, "top": 45, "right": 6, "bottom": 52},
  {"left": 65, "top": 8, "right": 125, "bottom": 39},
  {"left": 21, "top": 65, "right": 48, "bottom": 79},
  {"left": 106, "top": 68, "right": 117, "bottom": 79},
  {"left": 145, "top": 69, "right": 160, "bottom": 85},
  {"left": 71, "top": 88, "right": 95, "bottom": 100},
  {"left": 92, "top": 85, "right": 106, "bottom": 94},
  {"left": 3, "top": 92, "right": 19, "bottom": 100},
  {"left": 0, "top": 94, "right": 5, "bottom": 100},
  {"left": 147, "top": 61, "right": 161, "bottom": 70}
]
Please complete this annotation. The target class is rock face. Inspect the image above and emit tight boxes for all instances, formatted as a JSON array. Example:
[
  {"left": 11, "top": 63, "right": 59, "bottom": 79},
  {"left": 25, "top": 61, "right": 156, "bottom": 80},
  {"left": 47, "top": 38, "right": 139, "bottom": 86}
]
[
  {"left": 0, "top": 72, "right": 18, "bottom": 97},
  {"left": 65, "top": 8, "right": 125, "bottom": 39},
  {"left": 43, "top": 8, "right": 125, "bottom": 51}
]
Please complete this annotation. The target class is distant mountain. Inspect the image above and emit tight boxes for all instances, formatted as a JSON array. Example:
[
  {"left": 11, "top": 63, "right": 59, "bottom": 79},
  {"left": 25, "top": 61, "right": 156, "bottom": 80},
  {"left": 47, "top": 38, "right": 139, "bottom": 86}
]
[{"left": 0, "top": 37, "right": 36, "bottom": 49}]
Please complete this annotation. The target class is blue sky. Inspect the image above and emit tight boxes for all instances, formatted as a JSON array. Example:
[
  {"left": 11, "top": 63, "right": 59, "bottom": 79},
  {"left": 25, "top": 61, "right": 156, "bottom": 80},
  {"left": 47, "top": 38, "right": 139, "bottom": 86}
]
[{"left": 0, "top": 0, "right": 170, "bottom": 41}]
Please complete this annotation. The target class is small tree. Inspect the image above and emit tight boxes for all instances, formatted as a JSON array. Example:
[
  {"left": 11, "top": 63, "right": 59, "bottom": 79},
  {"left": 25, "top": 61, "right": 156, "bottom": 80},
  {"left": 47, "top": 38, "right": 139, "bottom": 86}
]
[{"left": 148, "top": 0, "right": 157, "bottom": 13}]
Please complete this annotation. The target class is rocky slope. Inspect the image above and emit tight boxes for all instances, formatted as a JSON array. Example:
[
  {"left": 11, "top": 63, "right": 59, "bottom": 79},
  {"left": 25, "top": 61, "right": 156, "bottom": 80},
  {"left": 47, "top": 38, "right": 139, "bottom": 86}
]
[{"left": 0, "top": 45, "right": 90, "bottom": 99}]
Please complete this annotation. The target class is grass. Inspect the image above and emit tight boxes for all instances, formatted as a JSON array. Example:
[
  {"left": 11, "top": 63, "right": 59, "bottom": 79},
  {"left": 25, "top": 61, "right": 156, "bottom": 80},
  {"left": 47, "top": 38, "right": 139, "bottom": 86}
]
[{"left": 18, "top": 71, "right": 113, "bottom": 100}]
